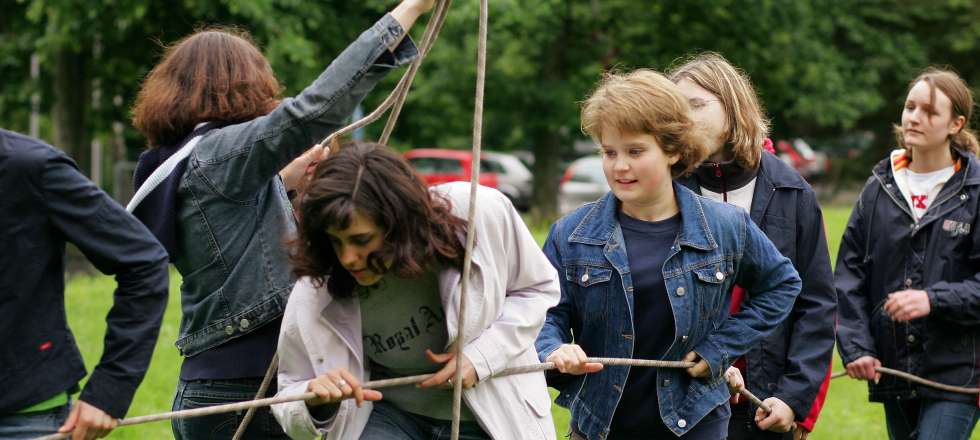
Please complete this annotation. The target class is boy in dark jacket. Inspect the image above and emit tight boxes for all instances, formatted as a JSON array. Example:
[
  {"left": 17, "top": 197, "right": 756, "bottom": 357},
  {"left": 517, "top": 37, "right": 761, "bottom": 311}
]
[{"left": 0, "top": 128, "right": 169, "bottom": 439}]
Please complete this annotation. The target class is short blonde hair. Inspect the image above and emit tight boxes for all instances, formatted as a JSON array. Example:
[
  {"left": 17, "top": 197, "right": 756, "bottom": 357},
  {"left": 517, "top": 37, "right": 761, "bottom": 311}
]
[
  {"left": 668, "top": 52, "right": 770, "bottom": 169},
  {"left": 581, "top": 69, "right": 709, "bottom": 177}
]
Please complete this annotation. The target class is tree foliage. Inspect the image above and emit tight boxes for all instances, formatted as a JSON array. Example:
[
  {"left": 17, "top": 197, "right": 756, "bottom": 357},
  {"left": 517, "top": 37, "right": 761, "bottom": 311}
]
[{"left": 3, "top": 0, "right": 980, "bottom": 217}]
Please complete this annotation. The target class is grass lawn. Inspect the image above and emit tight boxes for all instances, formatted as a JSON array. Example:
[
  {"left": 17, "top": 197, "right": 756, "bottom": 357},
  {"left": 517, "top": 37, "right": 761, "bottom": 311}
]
[{"left": 62, "top": 204, "right": 978, "bottom": 438}]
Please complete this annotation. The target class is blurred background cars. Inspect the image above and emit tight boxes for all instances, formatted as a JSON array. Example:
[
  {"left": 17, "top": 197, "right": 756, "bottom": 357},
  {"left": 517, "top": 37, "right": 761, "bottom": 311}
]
[
  {"left": 558, "top": 155, "right": 609, "bottom": 214},
  {"left": 404, "top": 148, "right": 532, "bottom": 211}
]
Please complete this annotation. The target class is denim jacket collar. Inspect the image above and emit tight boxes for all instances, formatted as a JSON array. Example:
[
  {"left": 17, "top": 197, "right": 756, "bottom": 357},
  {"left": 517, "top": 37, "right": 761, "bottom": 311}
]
[{"left": 568, "top": 182, "right": 717, "bottom": 251}]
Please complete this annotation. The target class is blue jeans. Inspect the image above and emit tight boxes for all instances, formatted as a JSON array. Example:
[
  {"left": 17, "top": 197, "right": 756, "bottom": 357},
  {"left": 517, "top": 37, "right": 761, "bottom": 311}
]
[
  {"left": 884, "top": 399, "right": 980, "bottom": 440},
  {"left": 360, "top": 400, "right": 490, "bottom": 440},
  {"left": 172, "top": 378, "right": 289, "bottom": 440},
  {"left": 0, "top": 403, "right": 70, "bottom": 439}
]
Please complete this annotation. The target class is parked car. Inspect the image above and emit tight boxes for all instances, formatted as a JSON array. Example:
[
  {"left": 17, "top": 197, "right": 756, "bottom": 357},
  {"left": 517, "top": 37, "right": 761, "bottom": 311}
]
[
  {"left": 483, "top": 151, "right": 532, "bottom": 211},
  {"left": 775, "top": 138, "right": 831, "bottom": 179},
  {"left": 559, "top": 155, "right": 609, "bottom": 214},
  {"left": 404, "top": 148, "right": 498, "bottom": 187}
]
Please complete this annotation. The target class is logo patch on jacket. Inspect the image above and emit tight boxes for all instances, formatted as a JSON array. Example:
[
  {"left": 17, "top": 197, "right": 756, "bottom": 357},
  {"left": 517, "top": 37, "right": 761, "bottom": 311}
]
[{"left": 942, "top": 219, "right": 971, "bottom": 237}]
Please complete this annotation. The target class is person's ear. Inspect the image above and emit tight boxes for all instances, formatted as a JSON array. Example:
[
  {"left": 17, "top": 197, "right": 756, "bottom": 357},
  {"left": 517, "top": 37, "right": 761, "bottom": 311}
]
[{"left": 949, "top": 115, "right": 966, "bottom": 136}]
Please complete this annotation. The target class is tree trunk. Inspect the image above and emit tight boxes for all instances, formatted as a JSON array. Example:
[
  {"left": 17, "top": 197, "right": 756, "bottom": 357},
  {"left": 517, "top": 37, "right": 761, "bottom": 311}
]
[
  {"left": 531, "top": 130, "right": 562, "bottom": 220},
  {"left": 529, "top": 2, "right": 573, "bottom": 222},
  {"left": 52, "top": 47, "right": 90, "bottom": 175}
]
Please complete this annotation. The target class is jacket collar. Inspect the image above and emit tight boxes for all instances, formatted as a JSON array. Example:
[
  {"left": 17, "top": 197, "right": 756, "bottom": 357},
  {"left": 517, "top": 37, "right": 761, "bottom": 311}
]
[
  {"left": 872, "top": 147, "right": 980, "bottom": 225},
  {"left": 568, "top": 182, "right": 717, "bottom": 251},
  {"left": 874, "top": 147, "right": 980, "bottom": 189},
  {"left": 757, "top": 151, "right": 808, "bottom": 190},
  {"left": 677, "top": 151, "right": 805, "bottom": 224}
]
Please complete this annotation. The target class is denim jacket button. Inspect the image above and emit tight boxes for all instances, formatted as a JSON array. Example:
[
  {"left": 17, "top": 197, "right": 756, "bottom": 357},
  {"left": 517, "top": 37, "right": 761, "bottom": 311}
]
[
  {"left": 676, "top": 287, "right": 686, "bottom": 296},
  {"left": 224, "top": 325, "right": 235, "bottom": 335},
  {"left": 677, "top": 419, "right": 687, "bottom": 428},
  {"left": 715, "top": 271, "right": 725, "bottom": 281},
  {"left": 662, "top": 379, "right": 671, "bottom": 386},
  {"left": 907, "top": 334, "right": 916, "bottom": 343},
  {"left": 240, "top": 318, "right": 250, "bottom": 330},
  {"left": 581, "top": 273, "right": 589, "bottom": 283},
  {"left": 681, "top": 335, "right": 689, "bottom": 343}
]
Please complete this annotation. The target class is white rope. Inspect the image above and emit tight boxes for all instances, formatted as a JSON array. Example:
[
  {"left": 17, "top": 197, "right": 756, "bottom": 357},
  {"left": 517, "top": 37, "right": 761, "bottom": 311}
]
[{"left": 450, "top": 0, "right": 488, "bottom": 438}]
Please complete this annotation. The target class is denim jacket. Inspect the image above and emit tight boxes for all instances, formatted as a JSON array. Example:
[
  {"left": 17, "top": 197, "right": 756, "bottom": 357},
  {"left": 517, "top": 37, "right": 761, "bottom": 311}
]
[
  {"left": 171, "top": 14, "right": 417, "bottom": 357},
  {"left": 677, "top": 151, "right": 837, "bottom": 429},
  {"left": 535, "top": 183, "right": 801, "bottom": 439}
]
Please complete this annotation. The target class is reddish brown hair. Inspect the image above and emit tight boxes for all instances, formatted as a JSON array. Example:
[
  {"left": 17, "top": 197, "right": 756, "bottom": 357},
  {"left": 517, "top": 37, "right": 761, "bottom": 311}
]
[
  {"left": 292, "top": 142, "right": 468, "bottom": 298},
  {"left": 132, "top": 27, "right": 282, "bottom": 147}
]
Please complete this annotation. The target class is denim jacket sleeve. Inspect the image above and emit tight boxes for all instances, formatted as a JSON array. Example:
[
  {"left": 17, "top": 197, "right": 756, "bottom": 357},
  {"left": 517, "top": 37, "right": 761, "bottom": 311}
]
[
  {"left": 835, "top": 178, "right": 878, "bottom": 364},
  {"left": 694, "top": 209, "right": 802, "bottom": 380},
  {"left": 534, "top": 222, "right": 577, "bottom": 362},
  {"left": 190, "top": 14, "right": 419, "bottom": 202},
  {"left": 773, "top": 188, "right": 837, "bottom": 422},
  {"left": 41, "top": 151, "right": 169, "bottom": 418}
]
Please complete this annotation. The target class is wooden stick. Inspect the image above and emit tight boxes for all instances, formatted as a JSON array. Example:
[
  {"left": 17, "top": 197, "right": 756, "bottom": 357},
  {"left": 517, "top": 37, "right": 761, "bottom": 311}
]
[{"left": 33, "top": 358, "right": 694, "bottom": 440}]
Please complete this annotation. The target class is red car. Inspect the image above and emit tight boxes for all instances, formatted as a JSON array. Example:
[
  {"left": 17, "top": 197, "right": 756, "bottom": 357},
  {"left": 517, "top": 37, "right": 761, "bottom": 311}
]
[{"left": 404, "top": 148, "right": 499, "bottom": 189}]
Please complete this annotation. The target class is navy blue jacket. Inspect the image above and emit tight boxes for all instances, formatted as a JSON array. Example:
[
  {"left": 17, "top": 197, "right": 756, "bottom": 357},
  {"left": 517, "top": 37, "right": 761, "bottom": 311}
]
[
  {"left": 0, "top": 129, "right": 169, "bottom": 417},
  {"left": 678, "top": 151, "right": 837, "bottom": 423},
  {"left": 837, "top": 148, "right": 980, "bottom": 404}
]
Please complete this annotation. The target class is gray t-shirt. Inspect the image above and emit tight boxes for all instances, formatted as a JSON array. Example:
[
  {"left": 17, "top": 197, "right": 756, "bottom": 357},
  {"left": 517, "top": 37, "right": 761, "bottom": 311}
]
[{"left": 359, "top": 273, "right": 475, "bottom": 421}]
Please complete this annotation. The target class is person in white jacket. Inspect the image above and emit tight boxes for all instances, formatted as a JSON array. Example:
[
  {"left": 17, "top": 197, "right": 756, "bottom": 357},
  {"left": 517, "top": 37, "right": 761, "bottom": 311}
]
[{"left": 271, "top": 141, "right": 560, "bottom": 440}]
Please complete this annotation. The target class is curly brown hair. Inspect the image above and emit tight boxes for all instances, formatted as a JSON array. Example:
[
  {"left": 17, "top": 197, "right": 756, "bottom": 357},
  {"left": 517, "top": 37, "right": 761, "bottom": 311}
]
[
  {"left": 292, "top": 142, "right": 468, "bottom": 298},
  {"left": 131, "top": 26, "right": 282, "bottom": 147}
]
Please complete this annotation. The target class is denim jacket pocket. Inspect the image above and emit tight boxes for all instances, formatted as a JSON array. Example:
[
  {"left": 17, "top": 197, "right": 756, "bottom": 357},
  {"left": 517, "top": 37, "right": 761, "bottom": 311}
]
[
  {"left": 565, "top": 264, "right": 614, "bottom": 322},
  {"left": 566, "top": 264, "right": 613, "bottom": 287},
  {"left": 692, "top": 258, "right": 734, "bottom": 318}
]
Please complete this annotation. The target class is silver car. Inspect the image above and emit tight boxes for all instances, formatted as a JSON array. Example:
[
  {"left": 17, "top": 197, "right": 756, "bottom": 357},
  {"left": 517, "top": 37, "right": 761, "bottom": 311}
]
[
  {"left": 559, "top": 155, "right": 609, "bottom": 214},
  {"left": 483, "top": 151, "right": 533, "bottom": 211}
]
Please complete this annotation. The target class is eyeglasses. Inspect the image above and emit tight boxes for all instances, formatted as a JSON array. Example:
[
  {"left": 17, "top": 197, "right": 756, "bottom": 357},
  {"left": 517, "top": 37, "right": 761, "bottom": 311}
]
[{"left": 689, "top": 98, "right": 719, "bottom": 110}]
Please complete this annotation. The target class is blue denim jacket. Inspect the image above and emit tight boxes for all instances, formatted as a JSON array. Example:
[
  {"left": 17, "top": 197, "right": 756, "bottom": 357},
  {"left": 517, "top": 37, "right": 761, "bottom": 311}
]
[
  {"left": 172, "top": 15, "right": 417, "bottom": 357},
  {"left": 535, "top": 183, "right": 801, "bottom": 439}
]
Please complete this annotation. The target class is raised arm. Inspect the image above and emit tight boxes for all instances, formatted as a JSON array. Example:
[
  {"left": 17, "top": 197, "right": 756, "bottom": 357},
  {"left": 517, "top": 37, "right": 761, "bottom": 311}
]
[{"left": 194, "top": 1, "right": 431, "bottom": 201}]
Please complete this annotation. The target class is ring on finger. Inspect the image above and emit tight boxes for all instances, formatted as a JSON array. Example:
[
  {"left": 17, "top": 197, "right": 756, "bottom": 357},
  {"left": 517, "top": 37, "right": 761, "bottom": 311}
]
[{"left": 336, "top": 379, "right": 348, "bottom": 388}]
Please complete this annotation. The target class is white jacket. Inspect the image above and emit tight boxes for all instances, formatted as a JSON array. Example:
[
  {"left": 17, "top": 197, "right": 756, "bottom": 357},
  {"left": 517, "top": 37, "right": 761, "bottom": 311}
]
[{"left": 272, "top": 183, "right": 560, "bottom": 440}]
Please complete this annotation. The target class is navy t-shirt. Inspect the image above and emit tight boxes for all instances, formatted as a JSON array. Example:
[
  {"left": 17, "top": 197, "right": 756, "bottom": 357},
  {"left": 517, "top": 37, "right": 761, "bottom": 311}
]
[{"left": 608, "top": 211, "right": 679, "bottom": 438}]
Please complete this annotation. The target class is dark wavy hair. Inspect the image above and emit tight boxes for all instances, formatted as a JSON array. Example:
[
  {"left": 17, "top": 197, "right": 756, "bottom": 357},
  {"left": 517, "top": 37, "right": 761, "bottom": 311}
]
[
  {"left": 292, "top": 142, "right": 468, "bottom": 298},
  {"left": 132, "top": 26, "right": 282, "bottom": 147}
]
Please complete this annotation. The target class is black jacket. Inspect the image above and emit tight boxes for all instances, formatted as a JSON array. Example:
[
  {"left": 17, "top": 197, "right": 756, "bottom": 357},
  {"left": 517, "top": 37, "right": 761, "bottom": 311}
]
[
  {"left": 679, "top": 151, "right": 837, "bottom": 422},
  {"left": 836, "top": 148, "right": 980, "bottom": 404},
  {"left": 0, "top": 129, "right": 169, "bottom": 417}
]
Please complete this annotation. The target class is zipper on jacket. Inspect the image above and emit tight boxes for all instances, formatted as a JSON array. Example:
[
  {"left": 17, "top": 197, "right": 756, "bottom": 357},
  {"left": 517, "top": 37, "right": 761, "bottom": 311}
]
[
  {"left": 873, "top": 172, "right": 916, "bottom": 224},
  {"left": 714, "top": 163, "right": 729, "bottom": 203}
]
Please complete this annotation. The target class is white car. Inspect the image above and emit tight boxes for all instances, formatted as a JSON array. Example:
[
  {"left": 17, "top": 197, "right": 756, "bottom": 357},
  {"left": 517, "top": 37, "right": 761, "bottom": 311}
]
[
  {"left": 483, "top": 151, "right": 533, "bottom": 211},
  {"left": 558, "top": 156, "right": 609, "bottom": 214}
]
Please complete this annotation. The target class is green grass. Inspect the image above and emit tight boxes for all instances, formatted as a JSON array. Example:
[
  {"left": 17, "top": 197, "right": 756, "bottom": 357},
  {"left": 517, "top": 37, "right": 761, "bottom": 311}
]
[{"left": 61, "top": 205, "right": 977, "bottom": 438}]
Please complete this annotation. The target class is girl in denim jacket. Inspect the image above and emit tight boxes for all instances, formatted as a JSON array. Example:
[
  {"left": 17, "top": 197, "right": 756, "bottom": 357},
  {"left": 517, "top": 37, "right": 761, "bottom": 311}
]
[
  {"left": 130, "top": 2, "right": 433, "bottom": 438},
  {"left": 535, "top": 69, "right": 801, "bottom": 440}
]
